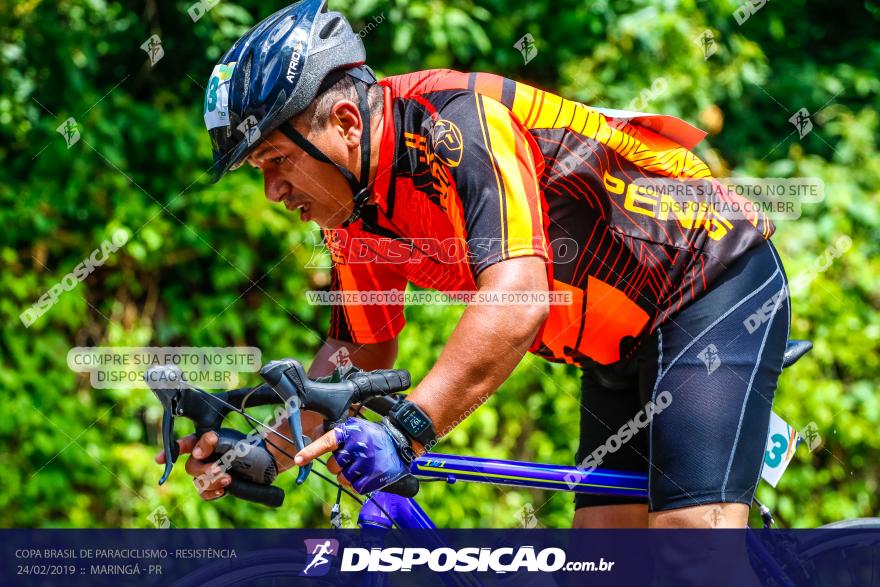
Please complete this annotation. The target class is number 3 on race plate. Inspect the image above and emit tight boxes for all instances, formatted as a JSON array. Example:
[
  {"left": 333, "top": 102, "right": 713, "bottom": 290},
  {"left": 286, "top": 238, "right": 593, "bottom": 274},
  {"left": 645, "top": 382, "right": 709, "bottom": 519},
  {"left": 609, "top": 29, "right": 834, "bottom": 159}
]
[
  {"left": 760, "top": 411, "right": 800, "bottom": 487},
  {"left": 204, "top": 62, "right": 236, "bottom": 130}
]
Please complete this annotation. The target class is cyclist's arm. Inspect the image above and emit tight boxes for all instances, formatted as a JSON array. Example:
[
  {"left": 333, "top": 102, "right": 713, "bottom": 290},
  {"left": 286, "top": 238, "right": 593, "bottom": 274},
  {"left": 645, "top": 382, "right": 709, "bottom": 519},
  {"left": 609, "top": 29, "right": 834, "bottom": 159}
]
[
  {"left": 295, "top": 92, "right": 552, "bottom": 473},
  {"left": 278, "top": 237, "right": 406, "bottom": 465},
  {"left": 405, "top": 256, "right": 548, "bottom": 452},
  {"left": 278, "top": 337, "right": 398, "bottom": 470},
  {"left": 403, "top": 93, "right": 551, "bottom": 451},
  {"left": 293, "top": 257, "right": 549, "bottom": 473},
  {"left": 309, "top": 336, "right": 398, "bottom": 376},
  {"left": 272, "top": 255, "right": 404, "bottom": 470}
]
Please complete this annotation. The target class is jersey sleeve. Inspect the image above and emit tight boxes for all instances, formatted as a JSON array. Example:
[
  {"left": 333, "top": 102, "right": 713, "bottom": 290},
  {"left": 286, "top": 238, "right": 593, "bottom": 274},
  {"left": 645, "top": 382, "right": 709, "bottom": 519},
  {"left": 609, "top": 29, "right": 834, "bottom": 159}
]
[
  {"left": 437, "top": 93, "right": 550, "bottom": 276},
  {"left": 327, "top": 257, "right": 408, "bottom": 344}
]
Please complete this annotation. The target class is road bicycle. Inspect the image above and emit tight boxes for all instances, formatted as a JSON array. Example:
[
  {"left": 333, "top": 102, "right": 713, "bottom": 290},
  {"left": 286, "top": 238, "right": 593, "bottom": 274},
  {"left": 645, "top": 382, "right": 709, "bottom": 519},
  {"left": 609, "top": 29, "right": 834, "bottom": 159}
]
[{"left": 147, "top": 339, "right": 880, "bottom": 586}]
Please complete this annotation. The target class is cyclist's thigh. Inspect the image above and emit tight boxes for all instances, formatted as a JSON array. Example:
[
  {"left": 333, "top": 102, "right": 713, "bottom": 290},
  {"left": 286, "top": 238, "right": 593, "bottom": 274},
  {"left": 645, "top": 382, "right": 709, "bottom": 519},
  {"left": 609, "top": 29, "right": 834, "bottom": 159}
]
[
  {"left": 574, "top": 366, "right": 649, "bottom": 510},
  {"left": 643, "top": 240, "right": 790, "bottom": 513}
]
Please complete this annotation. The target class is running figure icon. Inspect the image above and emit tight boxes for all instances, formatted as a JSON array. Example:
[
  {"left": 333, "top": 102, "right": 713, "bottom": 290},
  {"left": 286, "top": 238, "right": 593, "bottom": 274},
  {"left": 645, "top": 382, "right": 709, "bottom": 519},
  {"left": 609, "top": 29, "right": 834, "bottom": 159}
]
[{"left": 302, "top": 540, "right": 336, "bottom": 576}]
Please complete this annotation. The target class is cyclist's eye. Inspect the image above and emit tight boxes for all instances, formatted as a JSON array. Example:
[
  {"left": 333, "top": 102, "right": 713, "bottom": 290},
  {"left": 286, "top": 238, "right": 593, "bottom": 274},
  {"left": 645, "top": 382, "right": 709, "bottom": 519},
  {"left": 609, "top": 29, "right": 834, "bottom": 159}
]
[{"left": 272, "top": 156, "right": 287, "bottom": 166}]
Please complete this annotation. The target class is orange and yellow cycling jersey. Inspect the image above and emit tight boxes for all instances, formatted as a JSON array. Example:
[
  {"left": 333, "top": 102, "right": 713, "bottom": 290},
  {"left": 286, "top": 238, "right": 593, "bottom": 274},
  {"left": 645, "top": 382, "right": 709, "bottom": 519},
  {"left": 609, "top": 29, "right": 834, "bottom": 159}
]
[{"left": 325, "top": 70, "right": 773, "bottom": 367}]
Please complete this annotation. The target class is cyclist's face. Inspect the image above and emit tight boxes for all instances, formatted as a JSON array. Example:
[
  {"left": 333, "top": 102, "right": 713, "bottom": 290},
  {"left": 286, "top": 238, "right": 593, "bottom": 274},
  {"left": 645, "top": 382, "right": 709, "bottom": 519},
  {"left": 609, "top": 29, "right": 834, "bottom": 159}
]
[{"left": 246, "top": 103, "right": 365, "bottom": 228}]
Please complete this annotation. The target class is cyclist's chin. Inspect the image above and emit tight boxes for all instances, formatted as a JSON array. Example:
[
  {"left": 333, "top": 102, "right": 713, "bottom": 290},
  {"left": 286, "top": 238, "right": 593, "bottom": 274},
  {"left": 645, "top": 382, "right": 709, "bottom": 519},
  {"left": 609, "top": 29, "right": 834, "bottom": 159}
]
[
  {"left": 311, "top": 207, "right": 352, "bottom": 229},
  {"left": 303, "top": 215, "right": 332, "bottom": 229},
  {"left": 307, "top": 213, "right": 334, "bottom": 229}
]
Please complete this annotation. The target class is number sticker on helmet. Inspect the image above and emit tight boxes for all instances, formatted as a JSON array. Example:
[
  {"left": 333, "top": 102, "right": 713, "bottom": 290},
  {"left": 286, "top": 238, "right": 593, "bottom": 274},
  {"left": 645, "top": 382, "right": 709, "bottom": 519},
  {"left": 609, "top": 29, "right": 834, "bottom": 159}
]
[{"left": 204, "top": 62, "right": 236, "bottom": 130}]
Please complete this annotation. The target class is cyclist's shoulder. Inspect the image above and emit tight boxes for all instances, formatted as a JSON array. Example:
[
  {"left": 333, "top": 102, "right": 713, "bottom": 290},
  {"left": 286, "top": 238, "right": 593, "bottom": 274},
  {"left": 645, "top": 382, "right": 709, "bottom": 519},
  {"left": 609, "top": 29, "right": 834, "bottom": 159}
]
[
  {"left": 380, "top": 68, "right": 484, "bottom": 97},
  {"left": 380, "top": 69, "right": 524, "bottom": 109}
]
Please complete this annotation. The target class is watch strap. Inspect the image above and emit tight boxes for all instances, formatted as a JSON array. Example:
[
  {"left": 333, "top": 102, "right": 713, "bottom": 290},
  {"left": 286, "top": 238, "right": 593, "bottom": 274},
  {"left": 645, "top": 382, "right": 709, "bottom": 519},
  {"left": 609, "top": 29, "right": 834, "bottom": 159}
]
[{"left": 382, "top": 417, "right": 417, "bottom": 463}]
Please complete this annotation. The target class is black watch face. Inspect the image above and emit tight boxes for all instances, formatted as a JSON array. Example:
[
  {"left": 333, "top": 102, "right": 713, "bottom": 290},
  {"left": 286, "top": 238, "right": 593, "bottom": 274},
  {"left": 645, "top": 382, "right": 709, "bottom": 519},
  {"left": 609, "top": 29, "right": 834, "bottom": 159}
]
[{"left": 400, "top": 409, "right": 430, "bottom": 435}]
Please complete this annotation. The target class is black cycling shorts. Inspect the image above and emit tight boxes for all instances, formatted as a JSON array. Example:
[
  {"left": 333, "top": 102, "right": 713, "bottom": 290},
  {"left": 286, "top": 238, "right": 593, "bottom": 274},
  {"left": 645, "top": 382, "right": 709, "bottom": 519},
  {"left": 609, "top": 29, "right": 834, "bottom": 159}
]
[{"left": 574, "top": 240, "right": 790, "bottom": 512}]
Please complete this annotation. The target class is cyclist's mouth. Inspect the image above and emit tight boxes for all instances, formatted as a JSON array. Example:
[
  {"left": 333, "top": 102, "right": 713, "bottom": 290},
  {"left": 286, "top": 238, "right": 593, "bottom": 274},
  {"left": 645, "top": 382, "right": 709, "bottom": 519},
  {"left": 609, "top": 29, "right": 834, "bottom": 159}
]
[{"left": 284, "top": 198, "right": 311, "bottom": 222}]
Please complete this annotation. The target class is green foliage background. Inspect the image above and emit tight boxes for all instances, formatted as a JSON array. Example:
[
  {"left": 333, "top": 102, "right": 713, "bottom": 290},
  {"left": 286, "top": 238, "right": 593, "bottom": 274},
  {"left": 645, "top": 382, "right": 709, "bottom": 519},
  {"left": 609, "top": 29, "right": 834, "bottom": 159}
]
[{"left": 1, "top": 0, "right": 878, "bottom": 528}]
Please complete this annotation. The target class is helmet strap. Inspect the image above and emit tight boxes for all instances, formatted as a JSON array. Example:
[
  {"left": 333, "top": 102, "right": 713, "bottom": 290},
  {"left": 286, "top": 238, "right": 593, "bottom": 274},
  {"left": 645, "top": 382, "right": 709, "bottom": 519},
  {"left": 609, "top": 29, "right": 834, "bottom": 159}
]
[
  {"left": 350, "top": 78, "right": 372, "bottom": 224},
  {"left": 277, "top": 74, "right": 374, "bottom": 228}
]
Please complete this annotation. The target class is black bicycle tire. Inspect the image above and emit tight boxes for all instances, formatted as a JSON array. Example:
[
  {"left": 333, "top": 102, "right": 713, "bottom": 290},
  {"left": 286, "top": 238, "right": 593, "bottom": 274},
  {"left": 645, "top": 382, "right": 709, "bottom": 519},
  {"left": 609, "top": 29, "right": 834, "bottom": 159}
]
[
  {"left": 817, "top": 518, "right": 880, "bottom": 530},
  {"left": 773, "top": 519, "right": 880, "bottom": 587}
]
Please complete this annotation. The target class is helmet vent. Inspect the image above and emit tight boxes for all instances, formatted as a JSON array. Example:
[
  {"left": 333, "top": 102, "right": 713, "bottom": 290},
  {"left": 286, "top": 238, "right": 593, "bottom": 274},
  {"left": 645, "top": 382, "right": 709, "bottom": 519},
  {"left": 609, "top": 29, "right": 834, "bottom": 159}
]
[
  {"left": 318, "top": 16, "right": 343, "bottom": 39},
  {"left": 240, "top": 53, "right": 253, "bottom": 95}
]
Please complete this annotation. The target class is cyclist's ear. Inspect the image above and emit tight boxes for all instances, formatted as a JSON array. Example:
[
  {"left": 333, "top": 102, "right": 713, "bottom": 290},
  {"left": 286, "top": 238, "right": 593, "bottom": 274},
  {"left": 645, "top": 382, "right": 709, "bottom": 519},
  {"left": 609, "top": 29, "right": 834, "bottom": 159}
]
[
  {"left": 327, "top": 100, "right": 364, "bottom": 145},
  {"left": 294, "top": 429, "right": 340, "bottom": 466}
]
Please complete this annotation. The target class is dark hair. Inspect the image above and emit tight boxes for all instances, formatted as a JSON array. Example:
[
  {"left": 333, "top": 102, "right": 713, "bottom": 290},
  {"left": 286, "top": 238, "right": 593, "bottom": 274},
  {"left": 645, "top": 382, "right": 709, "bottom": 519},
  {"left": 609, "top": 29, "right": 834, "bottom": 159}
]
[{"left": 296, "top": 74, "right": 383, "bottom": 131}]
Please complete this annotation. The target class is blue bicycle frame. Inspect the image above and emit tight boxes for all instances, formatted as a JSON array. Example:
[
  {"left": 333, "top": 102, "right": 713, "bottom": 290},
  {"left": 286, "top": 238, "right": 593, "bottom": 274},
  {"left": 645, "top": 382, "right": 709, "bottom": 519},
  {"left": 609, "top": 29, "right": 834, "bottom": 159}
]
[
  {"left": 358, "top": 452, "right": 647, "bottom": 529},
  {"left": 357, "top": 453, "right": 796, "bottom": 586},
  {"left": 357, "top": 338, "right": 817, "bottom": 529}
]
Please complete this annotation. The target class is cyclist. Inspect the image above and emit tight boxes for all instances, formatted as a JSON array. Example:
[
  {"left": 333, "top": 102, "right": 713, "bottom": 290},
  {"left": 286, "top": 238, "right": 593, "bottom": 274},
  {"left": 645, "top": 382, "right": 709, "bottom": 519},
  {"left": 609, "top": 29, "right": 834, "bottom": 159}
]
[{"left": 161, "top": 0, "right": 791, "bottom": 529}]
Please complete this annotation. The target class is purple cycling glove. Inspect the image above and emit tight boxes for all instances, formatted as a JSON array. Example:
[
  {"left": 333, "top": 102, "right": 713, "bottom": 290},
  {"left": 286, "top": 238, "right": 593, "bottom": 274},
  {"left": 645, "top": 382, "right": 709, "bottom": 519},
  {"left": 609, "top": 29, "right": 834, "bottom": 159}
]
[{"left": 333, "top": 417, "right": 410, "bottom": 494}]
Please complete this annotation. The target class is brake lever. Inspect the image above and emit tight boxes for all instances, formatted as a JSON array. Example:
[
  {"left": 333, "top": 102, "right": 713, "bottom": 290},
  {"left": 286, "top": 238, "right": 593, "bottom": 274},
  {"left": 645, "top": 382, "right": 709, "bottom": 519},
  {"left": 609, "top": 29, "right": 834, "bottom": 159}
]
[
  {"left": 149, "top": 359, "right": 413, "bottom": 501},
  {"left": 254, "top": 359, "right": 413, "bottom": 479},
  {"left": 146, "top": 365, "right": 285, "bottom": 487},
  {"left": 148, "top": 367, "right": 187, "bottom": 485},
  {"left": 259, "top": 360, "right": 313, "bottom": 485},
  {"left": 158, "top": 406, "right": 179, "bottom": 484}
]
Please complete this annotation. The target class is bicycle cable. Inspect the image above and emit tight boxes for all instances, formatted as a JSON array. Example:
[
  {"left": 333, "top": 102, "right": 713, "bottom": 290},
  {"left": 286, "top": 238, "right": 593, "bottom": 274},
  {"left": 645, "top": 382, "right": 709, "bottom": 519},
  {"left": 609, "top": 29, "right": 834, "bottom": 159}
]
[
  {"left": 165, "top": 380, "right": 400, "bottom": 528},
  {"left": 161, "top": 377, "right": 403, "bottom": 528},
  {"left": 237, "top": 387, "right": 402, "bottom": 529}
]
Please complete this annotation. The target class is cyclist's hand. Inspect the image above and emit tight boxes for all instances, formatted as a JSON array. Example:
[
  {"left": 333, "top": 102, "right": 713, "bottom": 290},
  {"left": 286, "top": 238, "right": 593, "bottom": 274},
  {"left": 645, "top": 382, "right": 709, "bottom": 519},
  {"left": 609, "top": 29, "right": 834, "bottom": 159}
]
[
  {"left": 294, "top": 418, "right": 409, "bottom": 495},
  {"left": 153, "top": 432, "right": 231, "bottom": 501}
]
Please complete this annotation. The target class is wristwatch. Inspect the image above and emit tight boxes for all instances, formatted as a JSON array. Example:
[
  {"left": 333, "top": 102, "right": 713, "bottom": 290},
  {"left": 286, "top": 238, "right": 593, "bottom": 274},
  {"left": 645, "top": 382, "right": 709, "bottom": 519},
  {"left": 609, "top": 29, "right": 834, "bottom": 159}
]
[{"left": 387, "top": 399, "right": 437, "bottom": 449}]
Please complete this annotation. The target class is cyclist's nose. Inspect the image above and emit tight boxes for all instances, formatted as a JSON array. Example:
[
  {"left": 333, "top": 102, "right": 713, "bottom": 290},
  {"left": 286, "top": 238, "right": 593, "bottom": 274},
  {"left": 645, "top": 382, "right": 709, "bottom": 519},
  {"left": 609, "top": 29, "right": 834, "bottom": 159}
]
[{"left": 263, "top": 171, "right": 291, "bottom": 204}]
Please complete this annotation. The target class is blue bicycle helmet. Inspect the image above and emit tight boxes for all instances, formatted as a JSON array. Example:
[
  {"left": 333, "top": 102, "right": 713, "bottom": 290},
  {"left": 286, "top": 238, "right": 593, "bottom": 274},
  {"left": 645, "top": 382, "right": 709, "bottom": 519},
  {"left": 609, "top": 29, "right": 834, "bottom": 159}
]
[{"left": 204, "top": 0, "right": 376, "bottom": 223}]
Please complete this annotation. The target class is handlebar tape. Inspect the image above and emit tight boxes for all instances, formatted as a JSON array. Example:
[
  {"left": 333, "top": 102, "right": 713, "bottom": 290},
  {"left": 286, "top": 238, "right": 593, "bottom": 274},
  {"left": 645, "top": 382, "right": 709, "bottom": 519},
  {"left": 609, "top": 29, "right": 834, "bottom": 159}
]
[
  {"left": 382, "top": 475, "right": 420, "bottom": 498},
  {"left": 225, "top": 477, "right": 285, "bottom": 508},
  {"left": 349, "top": 369, "right": 411, "bottom": 402},
  {"left": 362, "top": 395, "right": 397, "bottom": 417}
]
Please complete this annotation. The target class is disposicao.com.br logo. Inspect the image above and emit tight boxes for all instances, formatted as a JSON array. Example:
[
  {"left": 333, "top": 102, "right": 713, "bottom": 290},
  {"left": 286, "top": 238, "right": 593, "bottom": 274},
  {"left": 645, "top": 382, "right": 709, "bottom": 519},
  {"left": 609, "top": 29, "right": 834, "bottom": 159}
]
[{"left": 339, "top": 546, "right": 613, "bottom": 573}]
